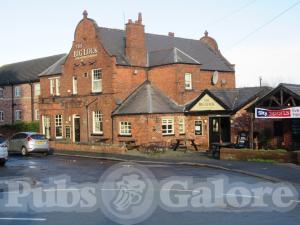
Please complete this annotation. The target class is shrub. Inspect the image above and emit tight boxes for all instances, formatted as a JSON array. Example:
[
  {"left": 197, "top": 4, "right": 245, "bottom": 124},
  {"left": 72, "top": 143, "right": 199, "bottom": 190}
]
[{"left": 0, "top": 122, "right": 40, "bottom": 137}]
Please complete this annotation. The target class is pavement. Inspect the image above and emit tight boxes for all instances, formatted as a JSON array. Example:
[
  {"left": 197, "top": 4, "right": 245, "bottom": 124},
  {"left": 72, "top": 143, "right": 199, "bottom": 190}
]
[
  {"left": 0, "top": 155, "right": 299, "bottom": 225},
  {"left": 53, "top": 149, "right": 300, "bottom": 186}
]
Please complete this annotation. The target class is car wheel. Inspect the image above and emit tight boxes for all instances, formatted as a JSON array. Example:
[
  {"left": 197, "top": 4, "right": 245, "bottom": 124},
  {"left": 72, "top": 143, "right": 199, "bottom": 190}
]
[
  {"left": 0, "top": 160, "right": 5, "bottom": 167},
  {"left": 21, "top": 147, "right": 28, "bottom": 156}
]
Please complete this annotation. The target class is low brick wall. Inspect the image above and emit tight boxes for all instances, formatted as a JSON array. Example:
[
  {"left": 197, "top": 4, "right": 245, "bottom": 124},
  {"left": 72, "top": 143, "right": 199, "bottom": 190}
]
[
  {"left": 50, "top": 141, "right": 126, "bottom": 154},
  {"left": 220, "top": 148, "right": 297, "bottom": 163}
]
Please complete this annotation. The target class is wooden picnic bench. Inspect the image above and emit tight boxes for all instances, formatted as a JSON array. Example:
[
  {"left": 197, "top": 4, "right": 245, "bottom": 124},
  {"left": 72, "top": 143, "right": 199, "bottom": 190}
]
[{"left": 172, "top": 138, "right": 198, "bottom": 151}]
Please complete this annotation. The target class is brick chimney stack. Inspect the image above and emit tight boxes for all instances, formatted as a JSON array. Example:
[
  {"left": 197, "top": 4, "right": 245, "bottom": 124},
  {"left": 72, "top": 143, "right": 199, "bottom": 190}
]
[{"left": 125, "top": 13, "right": 147, "bottom": 67}]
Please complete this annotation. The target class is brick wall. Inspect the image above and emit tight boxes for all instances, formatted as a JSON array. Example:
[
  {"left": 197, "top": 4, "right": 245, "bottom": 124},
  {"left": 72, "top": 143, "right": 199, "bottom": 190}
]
[
  {"left": 113, "top": 114, "right": 210, "bottom": 149},
  {"left": 0, "top": 82, "right": 40, "bottom": 125},
  {"left": 148, "top": 64, "right": 235, "bottom": 105}
]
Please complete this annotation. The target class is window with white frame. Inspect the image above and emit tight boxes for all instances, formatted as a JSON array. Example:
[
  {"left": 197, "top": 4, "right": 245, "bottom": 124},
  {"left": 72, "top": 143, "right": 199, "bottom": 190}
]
[
  {"left": 185, "top": 73, "right": 192, "bottom": 90},
  {"left": 55, "top": 115, "right": 63, "bottom": 138},
  {"left": 162, "top": 117, "right": 174, "bottom": 135},
  {"left": 35, "top": 109, "right": 40, "bottom": 120},
  {"left": 178, "top": 117, "right": 185, "bottom": 134},
  {"left": 93, "top": 110, "right": 103, "bottom": 134},
  {"left": 15, "top": 110, "right": 22, "bottom": 121},
  {"left": 0, "top": 111, "right": 4, "bottom": 122},
  {"left": 15, "top": 86, "right": 21, "bottom": 97},
  {"left": 119, "top": 121, "right": 132, "bottom": 136},
  {"left": 35, "top": 83, "right": 40, "bottom": 96},
  {"left": 50, "top": 78, "right": 60, "bottom": 96},
  {"left": 0, "top": 88, "right": 4, "bottom": 98},
  {"left": 72, "top": 76, "right": 78, "bottom": 94},
  {"left": 195, "top": 120, "right": 203, "bottom": 135},
  {"left": 92, "top": 69, "right": 102, "bottom": 93}
]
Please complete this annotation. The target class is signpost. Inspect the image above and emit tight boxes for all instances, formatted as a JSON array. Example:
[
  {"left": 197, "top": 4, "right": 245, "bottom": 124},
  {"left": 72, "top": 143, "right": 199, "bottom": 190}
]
[{"left": 255, "top": 107, "right": 300, "bottom": 119}]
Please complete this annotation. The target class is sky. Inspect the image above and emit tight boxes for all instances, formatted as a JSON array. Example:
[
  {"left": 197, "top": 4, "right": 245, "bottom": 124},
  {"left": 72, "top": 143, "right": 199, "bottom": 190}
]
[{"left": 0, "top": 0, "right": 299, "bottom": 87}]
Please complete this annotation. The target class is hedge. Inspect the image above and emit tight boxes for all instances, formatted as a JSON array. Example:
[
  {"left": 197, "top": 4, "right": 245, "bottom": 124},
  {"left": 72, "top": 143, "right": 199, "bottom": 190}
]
[{"left": 0, "top": 122, "right": 40, "bottom": 136}]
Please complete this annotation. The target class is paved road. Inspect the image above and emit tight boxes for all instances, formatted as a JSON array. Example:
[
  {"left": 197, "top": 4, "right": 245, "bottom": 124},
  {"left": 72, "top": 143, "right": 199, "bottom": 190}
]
[{"left": 0, "top": 155, "right": 299, "bottom": 225}]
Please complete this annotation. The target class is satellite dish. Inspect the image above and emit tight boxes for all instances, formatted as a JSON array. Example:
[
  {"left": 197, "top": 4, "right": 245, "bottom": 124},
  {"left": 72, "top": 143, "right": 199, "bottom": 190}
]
[{"left": 212, "top": 71, "right": 219, "bottom": 85}]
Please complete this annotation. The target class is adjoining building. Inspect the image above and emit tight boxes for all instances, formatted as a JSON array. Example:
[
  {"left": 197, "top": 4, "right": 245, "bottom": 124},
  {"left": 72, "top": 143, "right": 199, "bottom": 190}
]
[
  {"left": 247, "top": 83, "right": 300, "bottom": 150},
  {"left": 0, "top": 54, "right": 66, "bottom": 124}
]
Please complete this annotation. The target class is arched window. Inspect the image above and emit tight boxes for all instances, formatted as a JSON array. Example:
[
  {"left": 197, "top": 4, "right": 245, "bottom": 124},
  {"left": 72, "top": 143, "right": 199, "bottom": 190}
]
[{"left": 93, "top": 110, "right": 103, "bottom": 134}]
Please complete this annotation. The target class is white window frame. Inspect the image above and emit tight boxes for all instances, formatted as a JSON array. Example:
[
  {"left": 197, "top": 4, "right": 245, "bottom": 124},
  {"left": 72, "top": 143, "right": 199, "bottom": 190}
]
[
  {"left": 119, "top": 121, "right": 132, "bottom": 136},
  {"left": 0, "top": 111, "right": 4, "bottom": 122},
  {"left": 35, "top": 83, "right": 41, "bottom": 96},
  {"left": 178, "top": 117, "right": 185, "bottom": 134},
  {"left": 185, "top": 73, "right": 192, "bottom": 90},
  {"left": 92, "top": 110, "right": 103, "bottom": 134},
  {"left": 0, "top": 88, "right": 4, "bottom": 98},
  {"left": 72, "top": 76, "right": 78, "bottom": 95},
  {"left": 55, "top": 115, "right": 63, "bottom": 139},
  {"left": 92, "top": 69, "right": 102, "bottom": 93},
  {"left": 162, "top": 117, "right": 174, "bottom": 136},
  {"left": 15, "top": 86, "right": 21, "bottom": 97},
  {"left": 35, "top": 109, "right": 40, "bottom": 121},
  {"left": 15, "top": 110, "right": 22, "bottom": 121},
  {"left": 195, "top": 120, "right": 203, "bottom": 136},
  {"left": 49, "top": 77, "right": 60, "bottom": 96}
]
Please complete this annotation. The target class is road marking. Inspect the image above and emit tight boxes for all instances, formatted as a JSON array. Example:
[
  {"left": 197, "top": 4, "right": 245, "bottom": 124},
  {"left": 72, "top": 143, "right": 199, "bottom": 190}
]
[{"left": 0, "top": 218, "right": 46, "bottom": 221}]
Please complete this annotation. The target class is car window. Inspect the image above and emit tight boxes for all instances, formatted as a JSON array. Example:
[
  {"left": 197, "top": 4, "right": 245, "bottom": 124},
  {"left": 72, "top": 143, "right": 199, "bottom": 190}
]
[
  {"left": 20, "top": 133, "right": 28, "bottom": 139},
  {"left": 31, "top": 134, "right": 46, "bottom": 140},
  {"left": 0, "top": 136, "right": 6, "bottom": 143},
  {"left": 11, "top": 134, "right": 20, "bottom": 140}
]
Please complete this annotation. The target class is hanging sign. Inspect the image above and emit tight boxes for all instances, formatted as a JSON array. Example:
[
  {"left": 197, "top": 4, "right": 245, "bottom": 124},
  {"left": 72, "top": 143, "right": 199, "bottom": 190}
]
[{"left": 255, "top": 107, "right": 300, "bottom": 119}]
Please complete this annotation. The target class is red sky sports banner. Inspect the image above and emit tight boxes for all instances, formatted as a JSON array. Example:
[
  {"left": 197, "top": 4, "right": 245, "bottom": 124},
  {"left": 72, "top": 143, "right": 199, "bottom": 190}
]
[{"left": 255, "top": 107, "right": 300, "bottom": 119}]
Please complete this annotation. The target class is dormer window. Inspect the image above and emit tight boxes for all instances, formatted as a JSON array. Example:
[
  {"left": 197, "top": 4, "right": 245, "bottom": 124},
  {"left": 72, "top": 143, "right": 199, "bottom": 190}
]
[
  {"left": 185, "top": 73, "right": 192, "bottom": 90},
  {"left": 92, "top": 69, "right": 102, "bottom": 93}
]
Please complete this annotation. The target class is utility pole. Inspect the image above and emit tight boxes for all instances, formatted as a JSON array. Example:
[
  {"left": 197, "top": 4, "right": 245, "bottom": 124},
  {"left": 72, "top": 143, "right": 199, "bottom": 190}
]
[{"left": 259, "top": 76, "right": 262, "bottom": 87}]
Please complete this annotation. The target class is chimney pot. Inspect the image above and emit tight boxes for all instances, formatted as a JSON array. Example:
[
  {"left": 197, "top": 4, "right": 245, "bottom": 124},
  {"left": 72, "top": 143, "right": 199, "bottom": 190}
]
[
  {"left": 168, "top": 32, "right": 174, "bottom": 37},
  {"left": 138, "top": 12, "right": 142, "bottom": 22}
]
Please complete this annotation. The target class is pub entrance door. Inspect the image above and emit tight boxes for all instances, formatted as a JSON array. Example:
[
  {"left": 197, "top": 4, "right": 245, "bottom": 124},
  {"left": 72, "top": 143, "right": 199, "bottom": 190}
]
[
  {"left": 73, "top": 115, "right": 80, "bottom": 142},
  {"left": 209, "top": 116, "right": 231, "bottom": 147}
]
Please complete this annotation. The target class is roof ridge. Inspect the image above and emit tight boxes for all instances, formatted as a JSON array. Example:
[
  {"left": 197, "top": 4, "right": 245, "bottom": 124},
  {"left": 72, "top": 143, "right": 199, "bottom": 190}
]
[{"left": 0, "top": 53, "right": 66, "bottom": 68}]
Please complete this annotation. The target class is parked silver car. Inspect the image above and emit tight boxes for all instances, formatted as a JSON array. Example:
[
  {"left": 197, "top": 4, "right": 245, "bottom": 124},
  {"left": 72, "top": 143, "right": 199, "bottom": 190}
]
[
  {"left": 8, "top": 132, "right": 50, "bottom": 156},
  {"left": 0, "top": 135, "right": 8, "bottom": 166}
]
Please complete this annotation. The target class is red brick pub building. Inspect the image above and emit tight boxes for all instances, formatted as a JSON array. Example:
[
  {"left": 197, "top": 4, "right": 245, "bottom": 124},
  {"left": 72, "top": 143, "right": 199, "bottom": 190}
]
[{"left": 39, "top": 11, "right": 271, "bottom": 150}]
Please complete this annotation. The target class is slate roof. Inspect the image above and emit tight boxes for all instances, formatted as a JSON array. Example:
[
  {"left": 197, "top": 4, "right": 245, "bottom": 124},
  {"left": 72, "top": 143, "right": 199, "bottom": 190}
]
[
  {"left": 97, "top": 27, "right": 234, "bottom": 71},
  {"left": 0, "top": 54, "right": 66, "bottom": 85},
  {"left": 148, "top": 47, "right": 200, "bottom": 67},
  {"left": 280, "top": 83, "right": 300, "bottom": 96},
  {"left": 113, "top": 80, "right": 184, "bottom": 115},
  {"left": 39, "top": 54, "right": 67, "bottom": 76},
  {"left": 186, "top": 86, "right": 271, "bottom": 112},
  {"left": 246, "top": 83, "right": 300, "bottom": 111}
]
